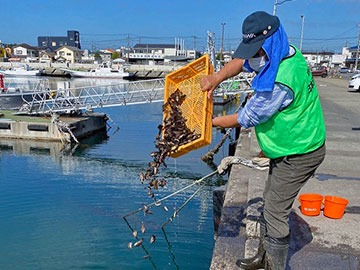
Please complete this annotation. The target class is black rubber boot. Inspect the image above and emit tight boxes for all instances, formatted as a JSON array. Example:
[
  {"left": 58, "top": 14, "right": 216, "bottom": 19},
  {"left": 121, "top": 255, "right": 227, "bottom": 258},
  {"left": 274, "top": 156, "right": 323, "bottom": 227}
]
[
  {"left": 236, "top": 216, "right": 266, "bottom": 269},
  {"left": 264, "top": 235, "right": 290, "bottom": 270}
]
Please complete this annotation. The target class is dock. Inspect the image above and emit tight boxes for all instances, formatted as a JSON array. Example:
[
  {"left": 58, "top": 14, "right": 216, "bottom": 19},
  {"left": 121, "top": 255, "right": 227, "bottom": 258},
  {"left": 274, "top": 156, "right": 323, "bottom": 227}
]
[
  {"left": 211, "top": 77, "right": 360, "bottom": 269},
  {"left": 0, "top": 110, "right": 107, "bottom": 143}
]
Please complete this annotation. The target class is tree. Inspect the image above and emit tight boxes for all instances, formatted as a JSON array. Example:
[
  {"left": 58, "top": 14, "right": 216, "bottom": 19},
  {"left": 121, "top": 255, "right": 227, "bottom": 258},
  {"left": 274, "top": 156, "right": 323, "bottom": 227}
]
[
  {"left": 112, "top": 52, "right": 119, "bottom": 60},
  {"left": 94, "top": 52, "right": 101, "bottom": 59}
]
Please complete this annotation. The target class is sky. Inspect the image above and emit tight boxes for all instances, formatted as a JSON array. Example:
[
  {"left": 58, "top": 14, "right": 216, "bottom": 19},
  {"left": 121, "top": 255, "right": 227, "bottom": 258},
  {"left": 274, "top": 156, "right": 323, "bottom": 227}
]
[{"left": 1, "top": 0, "right": 360, "bottom": 53}]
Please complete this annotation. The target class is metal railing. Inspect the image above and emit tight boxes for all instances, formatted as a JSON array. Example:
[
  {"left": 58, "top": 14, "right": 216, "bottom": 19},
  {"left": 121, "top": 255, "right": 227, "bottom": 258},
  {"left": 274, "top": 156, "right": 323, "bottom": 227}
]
[
  {"left": 214, "top": 73, "right": 254, "bottom": 97},
  {"left": 19, "top": 72, "right": 254, "bottom": 114},
  {"left": 21, "top": 78, "right": 166, "bottom": 114}
]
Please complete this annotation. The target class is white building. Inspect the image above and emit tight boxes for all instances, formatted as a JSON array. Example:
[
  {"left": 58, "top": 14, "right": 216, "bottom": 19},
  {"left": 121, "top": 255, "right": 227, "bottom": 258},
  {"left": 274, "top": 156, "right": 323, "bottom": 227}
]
[
  {"left": 331, "top": 54, "right": 347, "bottom": 68},
  {"left": 302, "top": 51, "right": 334, "bottom": 67},
  {"left": 39, "top": 50, "right": 56, "bottom": 63},
  {"left": 129, "top": 44, "right": 198, "bottom": 64},
  {"left": 11, "top": 44, "right": 39, "bottom": 62}
]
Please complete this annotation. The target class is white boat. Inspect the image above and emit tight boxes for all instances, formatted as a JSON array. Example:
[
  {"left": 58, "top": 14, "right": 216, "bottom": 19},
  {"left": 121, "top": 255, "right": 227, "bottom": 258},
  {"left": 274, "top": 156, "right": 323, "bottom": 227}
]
[
  {"left": 61, "top": 62, "right": 133, "bottom": 79},
  {"left": 0, "top": 65, "right": 40, "bottom": 77}
]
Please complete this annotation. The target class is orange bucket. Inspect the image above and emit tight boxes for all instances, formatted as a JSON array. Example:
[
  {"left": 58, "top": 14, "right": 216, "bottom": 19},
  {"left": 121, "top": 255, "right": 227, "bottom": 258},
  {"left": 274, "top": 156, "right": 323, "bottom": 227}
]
[
  {"left": 323, "top": 196, "right": 349, "bottom": 219},
  {"left": 299, "top": 194, "right": 323, "bottom": 216}
]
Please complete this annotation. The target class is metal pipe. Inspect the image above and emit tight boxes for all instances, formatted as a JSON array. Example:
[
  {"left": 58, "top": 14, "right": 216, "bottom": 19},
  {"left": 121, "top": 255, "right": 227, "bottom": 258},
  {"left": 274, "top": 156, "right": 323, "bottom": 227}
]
[
  {"left": 354, "top": 24, "right": 360, "bottom": 72},
  {"left": 161, "top": 186, "right": 202, "bottom": 228},
  {"left": 300, "top": 15, "right": 305, "bottom": 52}
]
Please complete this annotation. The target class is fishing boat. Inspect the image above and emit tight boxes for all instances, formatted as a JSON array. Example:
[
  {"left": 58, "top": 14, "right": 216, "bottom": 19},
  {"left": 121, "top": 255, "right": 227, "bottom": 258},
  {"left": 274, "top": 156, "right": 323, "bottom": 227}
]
[
  {"left": 61, "top": 62, "right": 133, "bottom": 79},
  {"left": 0, "top": 65, "right": 41, "bottom": 77}
]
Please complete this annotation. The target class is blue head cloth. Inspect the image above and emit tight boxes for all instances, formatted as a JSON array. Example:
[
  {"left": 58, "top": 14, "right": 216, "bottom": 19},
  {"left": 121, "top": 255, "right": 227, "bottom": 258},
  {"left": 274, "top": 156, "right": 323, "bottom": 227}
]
[{"left": 244, "top": 24, "right": 290, "bottom": 92}]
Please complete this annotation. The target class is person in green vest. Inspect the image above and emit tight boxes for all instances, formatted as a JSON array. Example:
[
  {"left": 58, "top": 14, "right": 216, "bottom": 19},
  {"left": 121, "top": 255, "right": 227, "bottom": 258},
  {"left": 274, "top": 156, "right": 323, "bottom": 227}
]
[{"left": 201, "top": 11, "right": 326, "bottom": 270}]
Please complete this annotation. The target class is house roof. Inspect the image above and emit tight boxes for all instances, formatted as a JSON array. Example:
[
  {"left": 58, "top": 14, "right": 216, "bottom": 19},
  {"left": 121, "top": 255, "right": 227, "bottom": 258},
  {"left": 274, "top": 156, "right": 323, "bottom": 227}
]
[
  {"left": 134, "top": 44, "right": 176, "bottom": 49},
  {"left": 105, "top": 48, "right": 115, "bottom": 53},
  {"left": 40, "top": 51, "right": 56, "bottom": 57},
  {"left": 13, "top": 43, "right": 39, "bottom": 51},
  {"left": 56, "top": 45, "right": 82, "bottom": 52}
]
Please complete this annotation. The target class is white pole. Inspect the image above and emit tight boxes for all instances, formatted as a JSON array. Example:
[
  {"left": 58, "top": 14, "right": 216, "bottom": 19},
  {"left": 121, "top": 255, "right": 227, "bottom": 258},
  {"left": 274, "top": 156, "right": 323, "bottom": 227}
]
[
  {"left": 273, "top": 0, "right": 278, "bottom": 15},
  {"left": 300, "top": 15, "right": 305, "bottom": 52},
  {"left": 354, "top": 24, "right": 360, "bottom": 72}
]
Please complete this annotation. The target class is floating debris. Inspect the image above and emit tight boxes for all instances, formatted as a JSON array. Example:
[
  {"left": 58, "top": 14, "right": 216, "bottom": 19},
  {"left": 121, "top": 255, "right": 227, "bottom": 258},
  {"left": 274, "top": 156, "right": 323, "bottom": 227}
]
[
  {"left": 163, "top": 206, "right": 169, "bottom": 212},
  {"left": 134, "top": 239, "right": 143, "bottom": 247},
  {"left": 142, "top": 255, "right": 151, "bottom": 259},
  {"left": 127, "top": 242, "right": 133, "bottom": 249},
  {"left": 141, "top": 222, "right": 146, "bottom": 234},
  {"left": 132, "top": 230, "right": 138, "bottom": 238},
  {"left": 150, "top": 235, "right": 156, "bottom": 244}
]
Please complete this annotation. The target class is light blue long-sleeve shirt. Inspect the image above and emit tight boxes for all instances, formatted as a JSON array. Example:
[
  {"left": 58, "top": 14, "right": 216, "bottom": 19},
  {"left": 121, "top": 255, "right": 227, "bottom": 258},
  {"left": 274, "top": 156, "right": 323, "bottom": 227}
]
[{"left": 237, "top": 83, "right": 294, "bottom": 128}]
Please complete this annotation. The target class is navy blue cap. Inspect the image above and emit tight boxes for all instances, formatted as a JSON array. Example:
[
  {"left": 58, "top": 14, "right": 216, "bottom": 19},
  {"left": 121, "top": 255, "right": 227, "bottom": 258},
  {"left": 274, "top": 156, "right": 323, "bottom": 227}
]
[{"left": 233, "top": 11, "right": 280, "bottom": 59}]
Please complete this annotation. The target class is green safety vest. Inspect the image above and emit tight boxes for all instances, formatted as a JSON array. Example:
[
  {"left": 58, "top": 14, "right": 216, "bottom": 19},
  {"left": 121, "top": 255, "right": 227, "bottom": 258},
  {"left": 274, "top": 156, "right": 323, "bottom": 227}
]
[{"left": 255, "top": 46, "right": 326, "bottom": 159}]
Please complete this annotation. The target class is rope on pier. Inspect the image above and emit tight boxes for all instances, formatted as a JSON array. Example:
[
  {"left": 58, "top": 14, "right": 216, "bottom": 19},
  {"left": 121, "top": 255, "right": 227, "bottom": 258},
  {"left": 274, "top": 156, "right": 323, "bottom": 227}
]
[{"left": 51, "top": 113, "right": 79, "bottom": 144}]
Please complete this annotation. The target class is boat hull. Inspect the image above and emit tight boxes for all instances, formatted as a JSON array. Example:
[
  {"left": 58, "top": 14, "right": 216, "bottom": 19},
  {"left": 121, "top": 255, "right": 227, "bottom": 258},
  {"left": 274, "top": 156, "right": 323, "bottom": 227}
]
[
  {"left": 61, "top": 69, "right": 132, "bottom": 79},
  {"left": 0, "top": 70, "right": 40, "bottom": 77}
]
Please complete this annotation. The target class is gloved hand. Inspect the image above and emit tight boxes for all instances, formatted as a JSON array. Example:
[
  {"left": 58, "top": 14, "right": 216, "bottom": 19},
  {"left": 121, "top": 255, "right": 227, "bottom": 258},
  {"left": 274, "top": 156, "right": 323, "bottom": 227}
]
[
  {"left": 217, "top": 156, "right": 269, "bottom": 175},
  {"left": 217, "top": 156, "right": 239, "bottom": 175}
]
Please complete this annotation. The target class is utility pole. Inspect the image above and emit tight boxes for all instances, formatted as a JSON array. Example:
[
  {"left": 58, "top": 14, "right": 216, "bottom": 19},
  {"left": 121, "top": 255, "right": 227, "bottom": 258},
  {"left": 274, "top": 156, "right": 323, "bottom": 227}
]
[
  {"left": 220, "top": 22, "right": 226, "bottom": 64},
  {"left": 354, "top": 24, "right": 360, "bottom": 72},
  {"left": 193, "top": 36, "right": 197, "bottom": 51},
  {"left": 126, "top": 34, "right": 130, "bottom": 64},
  {"left": 273, "top": 0, "right": 293, "bottom": 15},
  {"left": 300, "top": 15, "right": 305, "bottom": 52},
  {"left": 273, "top": 0, "right": 278, "bottom": 15}
]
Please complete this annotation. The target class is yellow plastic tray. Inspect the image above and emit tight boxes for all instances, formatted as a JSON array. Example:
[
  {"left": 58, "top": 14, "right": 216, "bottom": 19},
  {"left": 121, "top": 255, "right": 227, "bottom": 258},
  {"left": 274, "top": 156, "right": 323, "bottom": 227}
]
[{"left": 164, "top": 54, "right": 213, "bottom": 158}]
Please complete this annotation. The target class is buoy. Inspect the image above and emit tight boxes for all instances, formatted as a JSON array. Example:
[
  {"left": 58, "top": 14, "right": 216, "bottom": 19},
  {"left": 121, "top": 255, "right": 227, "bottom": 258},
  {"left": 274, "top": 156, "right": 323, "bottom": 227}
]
[{"left": 0, "top": 74, "right": 7, "bottom": 92}]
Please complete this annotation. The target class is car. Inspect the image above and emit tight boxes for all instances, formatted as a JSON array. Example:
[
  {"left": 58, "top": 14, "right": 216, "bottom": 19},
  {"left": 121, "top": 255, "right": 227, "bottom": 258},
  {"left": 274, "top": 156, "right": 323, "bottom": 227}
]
[
  {"left": 311, "top": 66, "right": 327, "bottom": 77},
  {"left": 339, "top": 67, "right": 351, "bottom": 73},
  {"left": 348, "top": 74, "right": 360, "bottom": 91}
]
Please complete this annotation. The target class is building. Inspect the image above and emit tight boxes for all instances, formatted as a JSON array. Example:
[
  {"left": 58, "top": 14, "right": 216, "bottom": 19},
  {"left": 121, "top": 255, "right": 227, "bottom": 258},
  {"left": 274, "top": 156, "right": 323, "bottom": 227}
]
[
  {"left": 302, "top": 51, "right": 334, "bottom": 67},
  {"left": 38, "top": 30, "right": 81, "bottom": 51},
  {"left": 344, "top": 46, "right": 360, "bottom": 69},
  {"left": 331, "top": 54, "right": 347, "bottom": 69},
  {"left": 55, "top": 46, "right": 82, "bottom": 64},
  {"left": 11, "top": 43, "right": 39, "bottom": 62},
  {"left": 129, "top": 44, "right": 198, "bottom": 64},
  {"left": 39, "top": 50, "right": 56, "bottom": 63},
  {"left": 81, "top": 49, "right": 95, "bottom": 64}
]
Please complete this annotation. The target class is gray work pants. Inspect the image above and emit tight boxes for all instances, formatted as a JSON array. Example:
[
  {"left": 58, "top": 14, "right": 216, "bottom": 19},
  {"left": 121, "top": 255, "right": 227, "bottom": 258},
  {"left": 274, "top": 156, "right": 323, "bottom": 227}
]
[{"left": 263, "top": 143, "right": 326, "bottom": 238}]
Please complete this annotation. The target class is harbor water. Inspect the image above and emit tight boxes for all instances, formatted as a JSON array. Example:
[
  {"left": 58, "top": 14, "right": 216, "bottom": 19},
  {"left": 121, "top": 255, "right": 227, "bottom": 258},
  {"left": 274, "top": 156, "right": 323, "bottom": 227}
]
[{"left": 0, "top": 77, "right": 240, "bottom": 270}]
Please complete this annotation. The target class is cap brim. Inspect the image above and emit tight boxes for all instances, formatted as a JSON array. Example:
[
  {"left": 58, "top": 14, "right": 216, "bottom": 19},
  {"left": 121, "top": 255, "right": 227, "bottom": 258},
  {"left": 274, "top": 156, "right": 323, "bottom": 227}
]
[{"left": 233, "top": 38, "right": 266, "bottom": 59}]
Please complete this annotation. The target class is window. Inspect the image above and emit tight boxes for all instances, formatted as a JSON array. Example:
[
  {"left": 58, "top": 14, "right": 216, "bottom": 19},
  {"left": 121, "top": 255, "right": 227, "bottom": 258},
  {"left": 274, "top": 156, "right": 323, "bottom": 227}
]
[
  {"left": 67, "top": 53, "right": 71, "bottom": 56},
  {"left": 52, "top": 42, "right": 57, "bottom": 47},
  {"left": 15, "top": 50, "right": 23, "bottom": 55},
  {"left": 42, "top": 41, "right": 46, "bottom": 46},
  {"left": 59, "top": 51, "right": 65, "bottom": 56}
]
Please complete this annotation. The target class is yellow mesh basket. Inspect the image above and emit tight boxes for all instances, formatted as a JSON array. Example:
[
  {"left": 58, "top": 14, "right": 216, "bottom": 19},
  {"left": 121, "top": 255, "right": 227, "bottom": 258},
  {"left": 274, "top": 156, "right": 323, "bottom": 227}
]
[{"left": 164, "top": 54, "right": 214, "bottom": 158}]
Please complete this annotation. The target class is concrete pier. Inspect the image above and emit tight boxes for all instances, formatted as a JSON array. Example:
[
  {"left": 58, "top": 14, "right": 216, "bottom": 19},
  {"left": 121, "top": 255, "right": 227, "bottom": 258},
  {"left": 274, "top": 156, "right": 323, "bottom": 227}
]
[
  {"left": 211, "top": 77, "right": 360, "bottom": 270},
  {"left": 0, "top": 111, "right": 107, "bottom": 142}
]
